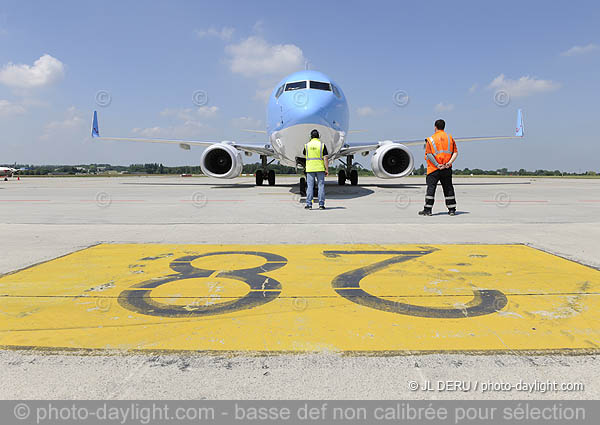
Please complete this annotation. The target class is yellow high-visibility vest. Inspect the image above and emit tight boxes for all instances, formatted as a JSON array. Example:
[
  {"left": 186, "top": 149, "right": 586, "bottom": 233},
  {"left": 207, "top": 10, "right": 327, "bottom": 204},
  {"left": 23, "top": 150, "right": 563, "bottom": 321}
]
[{"left": 305, "top": 138, "right": 326, "bottom": 172}]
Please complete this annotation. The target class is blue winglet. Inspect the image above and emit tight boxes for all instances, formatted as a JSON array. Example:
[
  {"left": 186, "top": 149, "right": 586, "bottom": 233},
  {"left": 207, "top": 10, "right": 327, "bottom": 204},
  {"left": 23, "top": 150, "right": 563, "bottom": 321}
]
[
  {"left": 91, "top": 111, "right": 99, "bottom": 138},
  {"left": 515, "top": 109, "right": 524, "bottom": 137}
]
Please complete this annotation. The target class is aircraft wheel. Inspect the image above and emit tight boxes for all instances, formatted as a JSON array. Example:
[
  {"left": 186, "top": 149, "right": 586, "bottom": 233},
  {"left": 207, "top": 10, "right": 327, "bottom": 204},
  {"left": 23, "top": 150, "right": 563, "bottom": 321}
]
[
  {"left": 267, "top": 169, "right": 275, "bottom": 186},
  {"left": 337, "top": 170, "right": 346, "bottom": 185},
  {"left": 350, "top": 169, "right": 358, "bottom": 185},
  {"left": 255, "top": 170, "right": 263, "bottom": 186},
  {"left": 299, "top": 177, "right": 307, "bottom": 196}
]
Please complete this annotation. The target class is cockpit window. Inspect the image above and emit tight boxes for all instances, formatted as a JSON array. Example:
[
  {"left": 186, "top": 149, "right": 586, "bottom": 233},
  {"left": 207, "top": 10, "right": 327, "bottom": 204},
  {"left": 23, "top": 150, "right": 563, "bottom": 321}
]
[
  {"left": 310, "top": 81, "right": 331, "bottom": 91},
  {"left": 331, "top": 84, "right": 341, "bottom": 98},
  {"left": 285, "top": 81, "right": 307, "bottom": 91},
  {"left": 275, "top": 85, "right": 284, "bottom": 98}
]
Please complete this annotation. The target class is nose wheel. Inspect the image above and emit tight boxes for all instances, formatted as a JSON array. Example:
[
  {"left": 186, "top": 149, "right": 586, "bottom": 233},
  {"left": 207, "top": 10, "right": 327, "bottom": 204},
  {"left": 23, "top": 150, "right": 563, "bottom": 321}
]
[{"left": 299, "top": 177, "right": 307, "bottom": 196}]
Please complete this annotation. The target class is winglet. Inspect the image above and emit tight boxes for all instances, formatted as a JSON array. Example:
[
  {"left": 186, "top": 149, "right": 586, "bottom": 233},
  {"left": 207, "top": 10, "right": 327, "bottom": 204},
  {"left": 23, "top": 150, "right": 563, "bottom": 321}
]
[
  {"left": 515, "top": 109, "right": 524, "bottom": 137},
  {"left": 91, "top": 111, "right": 99, "bottom": 138}
]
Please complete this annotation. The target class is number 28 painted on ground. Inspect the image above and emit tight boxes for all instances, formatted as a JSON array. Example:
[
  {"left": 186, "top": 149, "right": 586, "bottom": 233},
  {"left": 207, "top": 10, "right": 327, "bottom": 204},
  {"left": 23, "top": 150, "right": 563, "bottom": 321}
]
[{"left": 118, "top": 250, "right": 507, "bottom": 319}]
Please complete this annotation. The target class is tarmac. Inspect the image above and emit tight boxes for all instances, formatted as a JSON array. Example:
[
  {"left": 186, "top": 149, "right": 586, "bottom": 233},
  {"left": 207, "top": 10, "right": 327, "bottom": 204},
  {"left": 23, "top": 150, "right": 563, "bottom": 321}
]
[{"left": 0, "top": 175, "right": 599, "bottom": 399}]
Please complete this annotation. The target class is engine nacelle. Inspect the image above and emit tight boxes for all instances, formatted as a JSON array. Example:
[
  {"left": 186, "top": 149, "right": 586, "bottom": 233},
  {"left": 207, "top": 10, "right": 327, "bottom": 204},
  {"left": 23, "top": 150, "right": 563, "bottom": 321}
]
[
  {"left": 371, "top": 142, "right": 414, "bottom": 179},
  {"left": 200, "top": 143, "right": 243, "bottom": 179}
]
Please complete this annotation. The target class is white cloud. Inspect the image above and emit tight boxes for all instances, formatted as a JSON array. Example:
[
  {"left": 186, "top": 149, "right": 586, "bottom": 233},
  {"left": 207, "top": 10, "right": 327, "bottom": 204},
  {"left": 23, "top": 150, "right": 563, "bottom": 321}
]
[
  {"left": 487, "top": 74, "right": 560, "bottom": 98},
  {"left": 434, "top": 102, "right": 455, "bottom": 113},
  {"left": 468, "top": 83, "right": 478, "bottom": 94},
  {"left": 41, "top": 106, "right": 84, "bottom": 140},
  {"left": 195, "top": 26, "right": 235, "bottom": 41},
  {"left": 356, "top": 106, "right": 378, "bottom": 117},
  {"left": 131, "top": 121, "right": 209, "bottom": 139},
  {"left": 0, "top": 99, "right": 26, "bottom": 116},
  {"left": 160, "top": 106, "right": 219, "bottom": 121},
  {"left": 231, "top": 116, "right": 263, "bottom": 129},
  {"left": 0, "top": 54, "right": 65, "bottom": 89},
  {"left": 133, "top": 106, "right": 219, "bottom": 139},
  {"left": 225, "top": 36, "right": 305, "bottom": 78},
  {"left": 561, "top": 43, "right": 599, "bottom": 57},
  {"left": 253, "top": 86, "right": 275, "bottom": 102}
]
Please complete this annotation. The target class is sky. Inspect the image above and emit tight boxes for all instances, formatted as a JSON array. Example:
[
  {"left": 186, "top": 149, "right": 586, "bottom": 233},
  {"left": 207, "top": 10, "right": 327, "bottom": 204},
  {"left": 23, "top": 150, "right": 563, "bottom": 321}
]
[{"left": 0, "top": 0, "right": 599, "bottom": 172}]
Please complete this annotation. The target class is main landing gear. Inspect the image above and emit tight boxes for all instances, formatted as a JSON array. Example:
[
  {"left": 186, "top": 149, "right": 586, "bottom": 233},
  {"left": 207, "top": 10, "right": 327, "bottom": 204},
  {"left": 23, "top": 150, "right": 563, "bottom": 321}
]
[
  {"left": 255, "top": 155, "right": 276, "bottom": 186},
  {"left": 337, "top": 155, "right": 359, "bottom": 186}
]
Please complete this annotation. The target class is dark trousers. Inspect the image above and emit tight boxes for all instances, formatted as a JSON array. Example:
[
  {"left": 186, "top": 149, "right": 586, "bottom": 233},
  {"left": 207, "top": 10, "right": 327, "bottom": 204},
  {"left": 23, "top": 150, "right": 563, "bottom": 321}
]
[{"left": 425, "top": 168, "right": 456, "bottom": 211}]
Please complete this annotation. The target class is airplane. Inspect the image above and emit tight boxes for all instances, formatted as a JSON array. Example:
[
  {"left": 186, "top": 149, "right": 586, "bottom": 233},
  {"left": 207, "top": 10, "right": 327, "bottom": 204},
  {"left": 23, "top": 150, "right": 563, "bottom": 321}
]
[
  {"left": 0, "top": 164, "right": 20, "bottom": 181},
  {"left": 91, "top": 70, "right": 524, "bottom": 195}
]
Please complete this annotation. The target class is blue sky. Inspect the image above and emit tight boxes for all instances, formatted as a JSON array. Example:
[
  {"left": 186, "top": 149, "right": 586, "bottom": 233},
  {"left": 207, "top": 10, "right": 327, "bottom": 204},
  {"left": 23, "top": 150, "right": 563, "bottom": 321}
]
[{"left": 0, "top": 0, "right": 599, "bottom": 171}]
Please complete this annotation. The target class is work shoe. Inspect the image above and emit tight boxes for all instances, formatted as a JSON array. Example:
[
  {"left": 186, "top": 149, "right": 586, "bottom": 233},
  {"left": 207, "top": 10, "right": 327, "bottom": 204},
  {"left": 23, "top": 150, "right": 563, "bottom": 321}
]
[
  {"left": 418, "top": 209, "right": 432, "bottom": 216},
  {"left": 448, "top": 209, "right": 456, "bottom": 216},
  {"left": 319, "top": 205, "right": 325, "bottom": 210},
  {"left": 305, "top": 204, "right": 312, "bottom": 210}
]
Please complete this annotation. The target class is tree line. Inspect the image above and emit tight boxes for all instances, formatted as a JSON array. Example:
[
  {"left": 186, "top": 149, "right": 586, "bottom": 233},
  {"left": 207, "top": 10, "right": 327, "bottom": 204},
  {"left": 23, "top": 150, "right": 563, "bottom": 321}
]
[{"left": 7, "top": 163, "right": 598, "bottom": 177}]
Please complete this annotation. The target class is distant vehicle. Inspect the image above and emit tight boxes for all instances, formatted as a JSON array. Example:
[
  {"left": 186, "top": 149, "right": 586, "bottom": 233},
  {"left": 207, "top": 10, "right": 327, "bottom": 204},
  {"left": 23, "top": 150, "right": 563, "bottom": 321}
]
[{"left": 92, "top": 70, "right": 524, "bottom": 195}]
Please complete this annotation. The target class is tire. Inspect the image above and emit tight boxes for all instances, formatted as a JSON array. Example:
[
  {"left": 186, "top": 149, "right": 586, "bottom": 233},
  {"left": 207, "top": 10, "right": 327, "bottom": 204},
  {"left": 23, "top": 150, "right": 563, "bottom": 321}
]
[
  {"left": 255, "top": 170, "right": 263, "bottom": 186},
  {"left": 299, "top": 177, "right": 307, "bottom": 196},
  {"left": 350, "top": 169, "right": 358, "bottom": 185},
  {"left": 267, "top": 170, "right": 275, "bottom": 186},
  {"left": 337, "top": 170, "right": 346, "bottom": 185}
]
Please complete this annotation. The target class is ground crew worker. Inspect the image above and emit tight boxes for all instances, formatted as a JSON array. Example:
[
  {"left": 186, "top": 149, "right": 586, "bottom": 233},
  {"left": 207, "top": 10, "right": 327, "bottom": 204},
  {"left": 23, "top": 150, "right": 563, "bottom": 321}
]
[
  {"left": 419, "top": 119, "right": 458, "bottom": 216},
  {"left": 303, "top": 129, "right": 329, "bottom": 210}
]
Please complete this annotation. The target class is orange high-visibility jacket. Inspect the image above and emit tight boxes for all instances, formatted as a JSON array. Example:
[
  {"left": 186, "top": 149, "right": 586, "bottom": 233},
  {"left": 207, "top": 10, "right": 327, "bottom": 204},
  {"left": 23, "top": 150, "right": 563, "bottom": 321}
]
[{"left": 425, "top": 130, "right": 458, "bottom": 174}]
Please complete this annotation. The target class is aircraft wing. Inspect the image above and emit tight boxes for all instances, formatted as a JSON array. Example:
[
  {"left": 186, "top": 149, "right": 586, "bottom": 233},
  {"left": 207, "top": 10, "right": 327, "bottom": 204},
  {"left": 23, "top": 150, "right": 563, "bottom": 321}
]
[
  {"left": 91, "top": 111, "right": 275, "bottom": 156},
  {"left": 336, "top": 109, "right": 524, "bottom": 157}
]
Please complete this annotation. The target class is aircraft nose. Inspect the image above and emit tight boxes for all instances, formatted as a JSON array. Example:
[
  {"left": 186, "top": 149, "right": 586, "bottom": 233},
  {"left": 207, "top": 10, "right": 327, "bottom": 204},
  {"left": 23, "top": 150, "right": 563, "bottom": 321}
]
[{"left": 282, "top": 89, "right": 336, "bottom": 127}]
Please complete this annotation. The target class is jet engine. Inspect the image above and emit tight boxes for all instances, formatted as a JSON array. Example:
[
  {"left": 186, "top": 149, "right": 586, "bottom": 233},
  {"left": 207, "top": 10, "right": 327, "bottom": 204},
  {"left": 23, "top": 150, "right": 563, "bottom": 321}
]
[
  {"left": 200, "top": 143, "right": 243, "bottom": 179},
  {"left": 371, "top": 142, "right": 414, "bottom": 179}
]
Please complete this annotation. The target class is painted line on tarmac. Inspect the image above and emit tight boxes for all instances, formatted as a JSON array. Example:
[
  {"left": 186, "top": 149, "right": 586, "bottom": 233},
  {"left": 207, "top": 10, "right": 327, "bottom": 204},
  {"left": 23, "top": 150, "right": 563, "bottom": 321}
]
[{"left": 0, "top": 244, "right": 598, "bottom": 353}]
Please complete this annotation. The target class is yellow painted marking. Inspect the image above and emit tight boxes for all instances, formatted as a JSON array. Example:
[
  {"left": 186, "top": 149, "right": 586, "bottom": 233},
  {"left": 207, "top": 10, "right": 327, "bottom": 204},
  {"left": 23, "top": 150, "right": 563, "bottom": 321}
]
[{"left": 0, "top": 244, "right": 599, "bottom": 352}]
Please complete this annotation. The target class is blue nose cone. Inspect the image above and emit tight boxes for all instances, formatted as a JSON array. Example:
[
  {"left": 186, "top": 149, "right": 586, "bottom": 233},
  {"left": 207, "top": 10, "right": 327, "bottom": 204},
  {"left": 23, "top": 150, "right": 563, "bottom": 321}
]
[
  {"left": 282, "top": 88, "right": 336, "bottom": 127},
  {"left": 266, "top": 70, "right": 350, "bottom": 135}
]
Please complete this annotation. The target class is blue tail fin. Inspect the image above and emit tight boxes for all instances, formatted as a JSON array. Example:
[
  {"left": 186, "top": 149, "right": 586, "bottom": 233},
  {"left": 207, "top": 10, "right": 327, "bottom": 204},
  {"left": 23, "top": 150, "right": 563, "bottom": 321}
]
[
  {"left": 91, "top": 111, "right": 99, "bottom": 138},
  {"left": 515, "top": 109, "right": 524, "bottom": 137}
]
